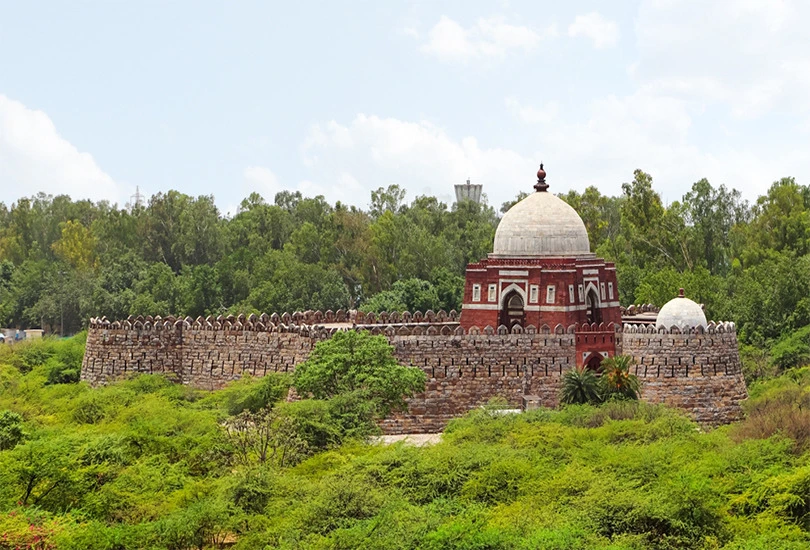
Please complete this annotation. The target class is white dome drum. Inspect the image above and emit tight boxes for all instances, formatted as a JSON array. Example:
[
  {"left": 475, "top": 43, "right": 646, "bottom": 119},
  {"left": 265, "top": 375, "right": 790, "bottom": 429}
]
[
  {"left": 656, "top": 289, "right": 708, "bottom": 330},
  {"left": 492, "top": 166, "right": 591, "bottom": 257}
]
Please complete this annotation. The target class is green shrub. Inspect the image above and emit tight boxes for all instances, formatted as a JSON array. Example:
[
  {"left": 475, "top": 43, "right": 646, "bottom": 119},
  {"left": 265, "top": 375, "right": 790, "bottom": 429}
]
[
  {"left": 4, "top": 333, "right": 810, "bottom": 549},
  {"left": 741, "top": 344, "right": 778, "bottom": 383},
  {"left": 0, "top": 507, "right": 66, "bottom": 549},
  {"left": 584, "top": 400, "right": 677, "bottom": 428},
  {"left": 229, "top": 467, "right": 276, "bottom": 514},
  {"left": 120, "top": 373, "right": 175, "bottom": 394},
  {"left": 561, "top": 366, "right": 601, "bottom": 405},
  {"left": 584, "top": 475, "right": 727, "bottom": 548},
  {"left": 282, "top": 399, "right": 344, "bottom": 449},
  {"left": 42, "top": 334, "right": 86, "bottom": 385},
  {"left": 10, "top": 338, "right": 57, "bottom": 373},
  {"left": 217, "top": 373, "right": 292, "bottom": 415},
  {"left": 461, "top": 455, "right": 534, "bottom": 505},
  {"left": 301, "top": 473, "right": 384, "bottom": 535},
  {"left": 770, "top": 326, "right": 810, "bottom": 371},
  {"left": 152, "top": 496, "right": 237, "bottom": 550},
  {"left": 44, "top": 356, "right": 81, "bottom": 384},
  {"left": 0, "top": 409, "right": 26, "bottom": 450},
  {"left": 324, "top": 390, "right": 379, "bottom": 439},
  {"left": 735, "top": 370, "right": 810, "bottom": 453},
  {"left": 421, "top": 505, "right": 510, "bottom": 550},
  {"left": 72, "top": 391, "right": 114, "bottom": 424}
]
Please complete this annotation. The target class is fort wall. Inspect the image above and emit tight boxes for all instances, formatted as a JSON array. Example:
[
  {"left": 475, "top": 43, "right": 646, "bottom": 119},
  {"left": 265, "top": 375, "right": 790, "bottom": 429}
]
[
  {"left": 619, "top": 322, "right": 747, "bottom": 426},
  {"left": 81, "top": 313, "right": 748, "bottom": 432}
]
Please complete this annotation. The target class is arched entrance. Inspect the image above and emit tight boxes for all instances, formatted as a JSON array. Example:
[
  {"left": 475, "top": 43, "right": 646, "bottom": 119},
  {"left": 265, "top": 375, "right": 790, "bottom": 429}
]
[
  {"left": 586, "top": 288, "right": 602, "bottom": 325},
  {"left": 500, "top": 290, "right": 525, "bottom": 329},
  {"left": 584, "top": 352, "right": 604, "bottom": 371}
]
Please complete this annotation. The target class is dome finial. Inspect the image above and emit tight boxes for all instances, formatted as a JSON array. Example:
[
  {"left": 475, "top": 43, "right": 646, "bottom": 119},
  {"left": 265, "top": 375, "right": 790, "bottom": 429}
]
[
  {"left": 678, "top": 288, "right": 685, "bottom": 298},
  {"left": 534, "top": 163, "right": 548, "bottom": 192}
]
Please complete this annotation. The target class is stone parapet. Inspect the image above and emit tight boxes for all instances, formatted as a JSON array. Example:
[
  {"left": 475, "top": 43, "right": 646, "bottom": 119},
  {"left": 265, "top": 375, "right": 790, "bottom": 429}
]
[{"left": 81, "top": 315, "right": 748, "bottom": 433}]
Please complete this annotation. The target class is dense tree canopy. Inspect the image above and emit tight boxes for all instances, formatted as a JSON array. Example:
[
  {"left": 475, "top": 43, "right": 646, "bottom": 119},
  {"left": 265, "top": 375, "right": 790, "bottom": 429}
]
[{"left": 3, "top": 170, "right": 810, "bottom": 363}]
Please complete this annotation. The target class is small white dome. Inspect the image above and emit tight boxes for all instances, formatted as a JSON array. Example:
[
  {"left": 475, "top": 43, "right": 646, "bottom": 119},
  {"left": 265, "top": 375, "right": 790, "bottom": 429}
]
[
  {"left": 656, "top": 289, "right": 707, "bottom": 330},
  {"left": 492, "top": 191, "right": 590, "bottom": 257}
]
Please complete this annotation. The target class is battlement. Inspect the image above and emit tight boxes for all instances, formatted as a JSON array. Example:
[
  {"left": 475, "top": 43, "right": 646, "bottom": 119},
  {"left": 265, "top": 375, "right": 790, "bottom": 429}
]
[
  {"left": 622, "top": 321, "right": 735, "bottom": 334},
  {"left": 87, "top": 313, "right": 735, "bottom": 338},
  {"left": 88, "top": 308, "right": 462, "bottom": 330},
  {"left": 621, "top": 303, "right": 660, "bottom": 316},
  {"left": 81, "top": 313, "right": 747, "bottom": 432}
]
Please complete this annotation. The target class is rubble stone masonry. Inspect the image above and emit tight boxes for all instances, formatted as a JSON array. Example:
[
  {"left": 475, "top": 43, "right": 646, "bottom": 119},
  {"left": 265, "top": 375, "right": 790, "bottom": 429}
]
[
  {"left": 81, "top": 313, "right": 748, "bottom": 433},
  {"left": 620, "top": 323, "right": 748, "bottom": 426}
]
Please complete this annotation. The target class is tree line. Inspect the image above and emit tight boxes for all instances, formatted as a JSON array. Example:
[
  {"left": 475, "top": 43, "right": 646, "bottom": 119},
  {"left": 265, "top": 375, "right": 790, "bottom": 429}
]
[{"left": 2, "top": 170, "right": 810, "bottom": 358}]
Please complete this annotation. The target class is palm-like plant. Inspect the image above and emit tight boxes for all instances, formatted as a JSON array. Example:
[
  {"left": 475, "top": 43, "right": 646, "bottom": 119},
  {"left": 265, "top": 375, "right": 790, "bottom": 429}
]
[
  {"left": 599, "top": 355, "right": 640, "bottom": 401},
  {"left": 561, "top": 365, "right": 602, "bottom": 405}
]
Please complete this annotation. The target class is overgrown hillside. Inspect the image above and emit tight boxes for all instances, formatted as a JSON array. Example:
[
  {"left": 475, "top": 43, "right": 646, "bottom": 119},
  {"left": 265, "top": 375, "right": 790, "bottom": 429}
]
[{"left": 2, "top": 337, "right": 810, "bottom": 549}]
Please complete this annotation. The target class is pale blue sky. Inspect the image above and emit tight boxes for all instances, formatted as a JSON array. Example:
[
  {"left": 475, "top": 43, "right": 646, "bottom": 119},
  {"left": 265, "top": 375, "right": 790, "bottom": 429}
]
[{"left": 2, "top": 1, "right": 808, "bottom": 214}]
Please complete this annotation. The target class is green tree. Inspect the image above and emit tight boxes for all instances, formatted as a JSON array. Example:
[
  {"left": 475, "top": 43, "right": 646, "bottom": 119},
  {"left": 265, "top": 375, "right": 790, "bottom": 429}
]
[
  {"left": 246, "top": 250, "right": 350, "bottom": 313},
  {"left": 361, "top": 278, "right": 441, "bottom": 313},
  {"left": 431, "top": 267, "right": 464, "bottom": 311},
  {"left": 142, "top": 191, "right": 224, "bottom": 271},
  {"left": 51, "top": 220, "right": 98, "bottom": 270},
  {"left": 599, "top": 355, "right": 640, "bottom": 401},
  {"left": 738, "top": 177, "right": 810, "bottom": 266},
  {"left": 224, "top": 408, "right": 309, "bottom": 467},
  {"left": 683, "top": 179, "right": 749, "bottom": 275},
  {"left": 560, "top": 186, "right": 622, "bottom": 253},
  {"left": 443, "top": 199, "right": 498, "bottom": 273},
  {"left": 326, "top": 203, "right": 371, "bottom": 306},
  {"left": 293, "top": 330, "right": 426, "bottom": 418},
  {"left": 370, "top": 184, "right": 406, "bottom": 218},
  {"left": 179, "top": 264, "right": 222, "bottom": 317}
]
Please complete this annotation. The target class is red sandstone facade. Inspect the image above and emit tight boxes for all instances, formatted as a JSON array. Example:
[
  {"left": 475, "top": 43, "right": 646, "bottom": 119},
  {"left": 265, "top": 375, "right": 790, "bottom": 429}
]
[
  {"left": 459, "top": 255, "right": 621, "bottom": 367},
  {"left": 458, "top": 165, "right": 624, "bottom": 368}
]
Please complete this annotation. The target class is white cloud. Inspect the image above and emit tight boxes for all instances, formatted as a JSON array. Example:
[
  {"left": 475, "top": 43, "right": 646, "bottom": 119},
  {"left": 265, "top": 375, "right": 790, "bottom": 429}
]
[
  {"left": 238, "top": 164, "right": 365, "bottom": 215},
  {"left": 419, "top": 15, "right": 556, "bottom": 63},
  {"left": 568, "top": 12, "right": 620, "bottom": 49},
  {"left": 302, "top": 91, "right": 805, "bottom": 213},
  {"left": 634, "top": 0, "right": 810, "bottom": 119},
  {"left": 244, "top": 165, "right": 279, "bottom": 194},
  {"left": 505, "top": 97, "right": 559, "bottom": 124},
  {"left": 299, "top": 104, "right": 730, "bottom": 209},
  {"left": 289, "top": 1, "right": 810, "bottom": 211},
  {"left": 400, "top": 26, "right": 420, "bottom": 39},
  {"left": 225, "top": 165, "right": 282, "bottom": 216},
  {"left": 301, "top": 114, "right": 536, "bottom": 208},
  {"left": 505, "top": 90, "right": 801, "bottom": 202},
  {"left": 0, "top": 94, "right": 125, "bottom": 205}
]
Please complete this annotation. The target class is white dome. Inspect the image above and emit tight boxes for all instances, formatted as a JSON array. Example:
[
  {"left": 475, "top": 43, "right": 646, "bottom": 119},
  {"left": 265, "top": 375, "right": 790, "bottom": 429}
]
[
  {"left": 492, "top": 191, "right": 590, "bottom": 257},
  {"left": 656, "top": 290, "right": 707, "bottom": 330}
]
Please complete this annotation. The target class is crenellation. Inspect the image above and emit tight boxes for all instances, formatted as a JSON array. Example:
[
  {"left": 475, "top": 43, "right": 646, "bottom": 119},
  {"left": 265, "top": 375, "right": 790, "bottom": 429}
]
[{"left": 82, "top": 314, "right": 748, "bottom": 433}]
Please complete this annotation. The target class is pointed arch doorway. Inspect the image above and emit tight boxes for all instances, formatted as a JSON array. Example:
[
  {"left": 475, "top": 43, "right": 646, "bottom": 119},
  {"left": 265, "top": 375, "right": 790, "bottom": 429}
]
[
  {"left": 584, "top": 352, "right": 605, "bottom": 371},
  {"left": 500, "top": 289, "right": 525, "bottom": 329}
]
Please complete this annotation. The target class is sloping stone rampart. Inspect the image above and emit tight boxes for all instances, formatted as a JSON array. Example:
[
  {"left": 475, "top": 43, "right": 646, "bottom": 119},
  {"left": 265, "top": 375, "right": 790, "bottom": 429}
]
[{"left": 81, "top": 312, "right": 748, "bottom": 433}]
